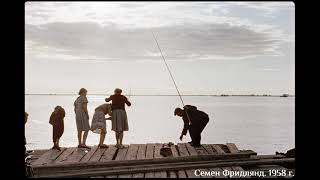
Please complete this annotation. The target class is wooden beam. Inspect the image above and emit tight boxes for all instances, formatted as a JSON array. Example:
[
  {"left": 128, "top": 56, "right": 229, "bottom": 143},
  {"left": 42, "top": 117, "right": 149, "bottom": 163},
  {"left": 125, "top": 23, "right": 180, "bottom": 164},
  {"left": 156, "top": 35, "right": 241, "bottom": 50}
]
[
  {"left": 145, "top": 143, "right": 155, "bottom": 178},
  {"left": 118, "top": 144, "right": 139, "bottom": 178},
  {"left": 81, "top": 146, "right": 98, "bottom": 162},
  {"left": 89, "top": 148, "right": 107, "bottom": 162},
  {"left": 202, "top": 144, "right": 216, "bottom": 154},
  {"left": 194, "top": 146, "right": 208, "bottom": 155},
  {"left": 33, "top": 148, "right": 66, "bottom": 166},
  {"left": 133, "top": 144, "right": 146, "bottom": 178},
  {"left": 169, "top": 145, "right": 180, "bottom": 178},
  {"left": 115, "top": 145, "right": 129, "bottom": 161},
  {"left": 154, "top": 144, "right": 167, "bottom": 178},
  {"left": 54, "top": 147, "right": 77, "bottom": 164},
  {"left": 64, "top": 148, "right": 87, "bottom": 163},
  {"left": 34, "top": 158, "right": 295, "bottom": 178},
  {"left": 100, "top": 145, "right": 118, "bottom": 162},
  {"left": 177, "top": 143, "right": 189, "bottom": 157},
  {"left": 226, "top": 143, "right": 240, "bottom": 153},
  {"left": 33, "top": 150, "right": 257, "bottom": 169},
  {"left": 211, "top": 144, "right": 225, "bottom": 154},
  {"left": 137, "top": 144, "right": 147, "bottom": 160},
  {"left": 185, "top": 143, "right": 198, "bottom": 156}
]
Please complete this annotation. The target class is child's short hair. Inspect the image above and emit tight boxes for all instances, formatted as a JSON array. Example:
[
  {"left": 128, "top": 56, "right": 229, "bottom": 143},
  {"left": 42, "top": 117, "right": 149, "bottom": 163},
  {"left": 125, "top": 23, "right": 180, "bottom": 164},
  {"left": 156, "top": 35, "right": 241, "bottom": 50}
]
[
  {"left": 114, "top": 88, "right": 122, "bottom": 94},
  {"left": 55, "top": 106, "right": 62, "bottom": 111},
  {"left": 78, "top": 88, "right": 87, "bottom": 95}
]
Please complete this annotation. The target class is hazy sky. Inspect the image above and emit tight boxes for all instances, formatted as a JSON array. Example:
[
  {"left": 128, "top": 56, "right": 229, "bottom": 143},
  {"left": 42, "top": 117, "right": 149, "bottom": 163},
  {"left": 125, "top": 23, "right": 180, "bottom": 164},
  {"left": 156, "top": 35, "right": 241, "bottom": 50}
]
[{"left": 25, "top": 2, "right": 295, "bottom": 95}]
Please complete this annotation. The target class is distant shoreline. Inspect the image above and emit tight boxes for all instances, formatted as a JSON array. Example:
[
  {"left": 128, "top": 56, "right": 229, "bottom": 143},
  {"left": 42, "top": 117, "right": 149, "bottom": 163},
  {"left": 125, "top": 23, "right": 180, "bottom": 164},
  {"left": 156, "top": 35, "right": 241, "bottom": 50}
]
[{"left": 25, "top": 94, "right": 295, "bottom": 97}]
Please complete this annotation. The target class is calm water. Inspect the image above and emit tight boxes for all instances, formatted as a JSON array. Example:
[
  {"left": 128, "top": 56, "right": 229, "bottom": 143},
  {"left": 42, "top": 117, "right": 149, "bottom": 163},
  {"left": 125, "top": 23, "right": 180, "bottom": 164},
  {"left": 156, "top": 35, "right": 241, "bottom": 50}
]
[{"left": 25, "top": 95, "right": 294, "bottom": 155}]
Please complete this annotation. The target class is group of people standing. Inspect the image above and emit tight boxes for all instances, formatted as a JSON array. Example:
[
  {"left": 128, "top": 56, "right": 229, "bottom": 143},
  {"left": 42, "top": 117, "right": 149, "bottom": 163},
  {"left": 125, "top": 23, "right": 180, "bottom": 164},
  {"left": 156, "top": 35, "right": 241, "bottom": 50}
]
[
  {"left": 49, "top": 87, "right": 131, "bottom": 151},
  {"left": 25, "top": 88, "right": 210, "bottom": 152}
]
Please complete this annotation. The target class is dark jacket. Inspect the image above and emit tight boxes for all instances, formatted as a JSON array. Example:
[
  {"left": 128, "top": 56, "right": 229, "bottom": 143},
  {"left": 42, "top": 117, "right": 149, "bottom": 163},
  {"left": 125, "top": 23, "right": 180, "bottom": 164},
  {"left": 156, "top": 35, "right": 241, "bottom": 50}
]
[
  {"left": 105, "top": 94, "right": 131, "bottom": 110},
  {"left": 181, "top": 105, "right": 209, "bottom": 135},
  {"left": 49, "top": 108, "right": 65, "bottom": 126}
]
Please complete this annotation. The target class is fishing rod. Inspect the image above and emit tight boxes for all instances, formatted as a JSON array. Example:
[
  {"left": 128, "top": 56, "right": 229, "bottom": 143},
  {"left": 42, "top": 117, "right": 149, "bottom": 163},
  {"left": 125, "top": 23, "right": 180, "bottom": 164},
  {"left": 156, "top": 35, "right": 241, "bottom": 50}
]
[
  {"left": 151, "top": 30, "right": 185, "bottom": 106},
  {"left": 150, "top": 30, "right": 192, "bottom": 124}
]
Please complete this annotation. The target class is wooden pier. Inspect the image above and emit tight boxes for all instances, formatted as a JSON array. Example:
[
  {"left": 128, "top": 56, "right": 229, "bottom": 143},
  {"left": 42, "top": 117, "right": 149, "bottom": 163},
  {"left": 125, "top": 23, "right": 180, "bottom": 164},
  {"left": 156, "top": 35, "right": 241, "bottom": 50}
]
[{"left": 29, "top": 143, "right": 295, "bottom": 178}]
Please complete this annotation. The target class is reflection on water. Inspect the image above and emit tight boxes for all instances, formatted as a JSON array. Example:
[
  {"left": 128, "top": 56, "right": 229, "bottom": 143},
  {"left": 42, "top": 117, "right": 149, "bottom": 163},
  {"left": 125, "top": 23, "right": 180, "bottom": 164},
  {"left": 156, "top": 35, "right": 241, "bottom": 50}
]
[{"left": 25, "top": 95, "right": 294, "bottom": 155}]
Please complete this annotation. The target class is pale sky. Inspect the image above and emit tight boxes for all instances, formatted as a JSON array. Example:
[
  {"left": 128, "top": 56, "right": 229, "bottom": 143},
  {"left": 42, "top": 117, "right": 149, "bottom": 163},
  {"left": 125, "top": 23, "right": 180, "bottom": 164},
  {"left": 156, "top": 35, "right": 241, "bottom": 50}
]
[{"left": 25, "top": 1, "right": 295, "bottom": 95}]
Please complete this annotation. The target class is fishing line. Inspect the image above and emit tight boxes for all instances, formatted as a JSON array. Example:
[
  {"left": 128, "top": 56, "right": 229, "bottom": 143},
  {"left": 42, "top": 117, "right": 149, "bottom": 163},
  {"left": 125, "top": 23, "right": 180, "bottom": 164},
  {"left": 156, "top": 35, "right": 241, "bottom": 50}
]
[{"left": 150, "top": 29, "right": 192, "bottom": 123}]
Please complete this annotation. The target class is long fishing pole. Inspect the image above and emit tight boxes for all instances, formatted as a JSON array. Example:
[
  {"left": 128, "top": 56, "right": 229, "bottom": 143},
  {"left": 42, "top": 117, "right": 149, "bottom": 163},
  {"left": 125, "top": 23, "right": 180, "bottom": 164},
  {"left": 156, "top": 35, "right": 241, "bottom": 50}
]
[
  {"left": 151, "top": 30, "right": 192, "bottom": 124},
  {"left": 151, "top": 30, "right": 185, "bottom": 107}
]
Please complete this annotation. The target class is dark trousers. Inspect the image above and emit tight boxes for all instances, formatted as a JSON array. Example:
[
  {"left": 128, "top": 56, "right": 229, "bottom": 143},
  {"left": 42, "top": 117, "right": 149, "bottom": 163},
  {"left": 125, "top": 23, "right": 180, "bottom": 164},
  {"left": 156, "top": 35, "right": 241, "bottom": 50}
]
[
  {"left": 53, "top": 123, "right": 64, "bottom": 143},
  {"left": 189, "top": 120, "right": 208, "bottom": 145}
]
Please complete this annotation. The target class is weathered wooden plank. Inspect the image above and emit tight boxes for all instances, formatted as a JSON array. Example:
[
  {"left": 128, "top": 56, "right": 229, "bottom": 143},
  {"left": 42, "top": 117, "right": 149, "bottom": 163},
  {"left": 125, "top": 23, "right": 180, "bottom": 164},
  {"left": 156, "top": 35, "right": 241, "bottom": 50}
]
[
  {"left": 211, "top": 144, "right": 225, "bottom": 154},
  {"left": 81, "top": 146, "right": 98, "bottom": 162},
  {"left": 105, "top": 175, "right": 117, "bottom": 178},
  {"left": 115, "top": 145, "right": 130, "bottom": 178},
  {"left": 194, "top": 146, "right": 208, "bottom": 155},
  {"left": 186, "top": 169, "right": 197, "bottom": 178},
  {"left": 54, "top": 147, "right": 77, "bottom": 164},
  {"left": 226, "top": 143, "right": 240, "bottom": 153},
  {"left": 64, "top": 148, "right": 88, "bottom": 163},
  {"left": 34, "top": 150, "right": 257, "bottom": 170},
  {"left": 154, "top": 171, "right": 167, "bottom": 178},
  {"left": 202, "top": 144, "right": 216, "bottom": 154},
  {"left": 256, "top": 155, "right": 286, "bottom": 159},
  {"left": 185, "top": 143, "right": 198, "bottom": 156},
  {"left": 33, "top": 148, "right": 66, "bottom": 166},
  {"left": 118, "top": 144, "right": 139, "bottom": 178},
  {"left": 168, "top": 171, "right": 177, "bottom": 178},
  {"left": 154, "top": 144, "right": 167, "bottom": 178},
  {"left": 115, "top": 145, "right": 129, "bottom": 161},
  {"left": 177, "top": 143, "right": 198, "bottom": 178},
  {"left": 178, "top": 171, "right": 187, "bottom": 178},
  {"left": 168, "top": 145, "right": 181, "bottom": 178},
  {"left": 93, "top": 176, "right": 104, "bottom": 178},
  {"left": 225, "top": 144, "right": 245, "bottom": 178},
  {"left": 118, "top": 174, "right": 132, "bottom": 178},
  {"left": 145, "top": 144, "right": 155, "bottom": 178},
  {"left": 185, "top": 145, "right": 200, "bottom": 178},
  {"left": 133, "top": 173, "right": 144, "bottom": 178},
  {"left": 209, "top": 167, "right": 228, "bottom": 178},
  {"left": 145, "top": 143, "right": 155, "bottom": 159},
  {"left": 171, "top": 145, "right": 179, "bottom": 157},
  {"left": 177, "top": 143, "right": 189, "bottom": 157},
  {"left": 137, "top": 144, "right": 147, "bottom": 160},
  {"left": 100, "top": 145, "right": 118, "bottom": 162},
  {"left": 133, "top": 144, "right": 146, "bottom": 178},
  {"left": 125, "top": 144, "right": 139, "bottom": 160},
  {"left": 34, "top": 158, "right": 294, "bottom": 178},
  {"left": 154, "top": 143, "right": 164, "bottom": 159},
  {"left": 89, "top": 148, "right": 107, "bottom": 162}
]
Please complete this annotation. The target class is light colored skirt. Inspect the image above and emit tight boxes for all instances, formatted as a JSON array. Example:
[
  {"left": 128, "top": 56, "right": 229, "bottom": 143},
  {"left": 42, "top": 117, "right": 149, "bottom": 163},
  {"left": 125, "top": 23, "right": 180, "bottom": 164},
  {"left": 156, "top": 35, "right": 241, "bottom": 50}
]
[
  {"left": 112, "top": 109, "right": 128, "bottom": 132},
  {"left": 75, "top": 109, "right": 90, "bottom": 132},
  {"left": 91, "top": 110, "right": 106, "bottom": 134}
]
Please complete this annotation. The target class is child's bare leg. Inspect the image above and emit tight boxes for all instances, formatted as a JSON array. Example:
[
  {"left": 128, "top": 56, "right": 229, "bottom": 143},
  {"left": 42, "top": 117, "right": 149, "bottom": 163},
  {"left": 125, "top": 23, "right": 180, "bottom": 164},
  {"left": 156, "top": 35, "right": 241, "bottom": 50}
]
[
  {"left": 83, "top": 131, "right": 89, "bottom": 145},
  {"left": 78, "top": 131, "right": 82, "bottom": 145},
  {"left": 99, "top": 129, "right": 106, "bottom": 145},
  {"left": 115, "top": 132, "right": 120, "bottom": 146},
  {"left": 119, "top": 131, "right": 124, "bottom": 145}
]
